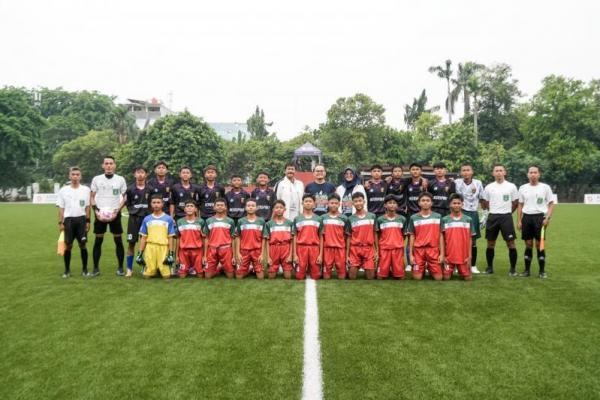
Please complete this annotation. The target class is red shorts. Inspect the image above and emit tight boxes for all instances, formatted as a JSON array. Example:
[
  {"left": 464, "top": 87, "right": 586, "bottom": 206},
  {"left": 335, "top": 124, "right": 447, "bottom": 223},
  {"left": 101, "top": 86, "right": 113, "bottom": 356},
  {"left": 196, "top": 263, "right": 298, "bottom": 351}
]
[
  {"left": 378, "top": 248, "right": 405, "bottom": 278},
  {"left": 349, "top": 245, "right": 375, "bottom": 270},
  {"left": 296, "top": 244, "right": 320, "bottom": 280},
  {"left": 413, "top": 246, "right": 441, "bottom": 277},
  {"left": 323, "top": 247, "right": 346, "bottom": 278},
  {"left": 268, "top": 242, "right": 292, "bottom": 274},
  {"left": 238, "top": 248, "right": 263, "bottom": 276},
  {"left": 206, "top": 245, "right": 234, "bottom": 275},
  {"left": 444, "top": 262, "right": 471, "bottom": 279},
  {"left": 178, "top": 248, "right": 203, "bottom": 277}
]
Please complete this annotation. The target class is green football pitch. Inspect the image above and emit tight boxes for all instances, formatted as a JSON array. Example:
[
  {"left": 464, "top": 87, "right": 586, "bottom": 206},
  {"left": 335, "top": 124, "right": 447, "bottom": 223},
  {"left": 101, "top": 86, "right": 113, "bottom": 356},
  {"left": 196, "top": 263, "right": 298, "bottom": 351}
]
[{"left": 0, "top": 204, "right": 599, "bottom": 400}]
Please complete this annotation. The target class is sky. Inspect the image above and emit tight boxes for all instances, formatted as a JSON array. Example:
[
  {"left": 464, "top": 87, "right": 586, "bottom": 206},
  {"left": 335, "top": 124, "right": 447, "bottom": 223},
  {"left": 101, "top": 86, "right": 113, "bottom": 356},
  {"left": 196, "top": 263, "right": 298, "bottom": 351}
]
[{"left": 1, "top": 0, "right": 599, "bottom": 140}]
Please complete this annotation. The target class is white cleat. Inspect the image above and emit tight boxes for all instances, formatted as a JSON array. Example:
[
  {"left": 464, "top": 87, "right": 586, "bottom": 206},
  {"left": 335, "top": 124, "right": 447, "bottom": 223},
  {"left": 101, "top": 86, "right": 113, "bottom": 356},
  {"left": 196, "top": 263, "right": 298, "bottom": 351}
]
[
  {"left": 471, "top": 266, "right": 481, "bottom": 274},
  {"left": 405, "top": 264, "right": 411, "bottom": 272}
]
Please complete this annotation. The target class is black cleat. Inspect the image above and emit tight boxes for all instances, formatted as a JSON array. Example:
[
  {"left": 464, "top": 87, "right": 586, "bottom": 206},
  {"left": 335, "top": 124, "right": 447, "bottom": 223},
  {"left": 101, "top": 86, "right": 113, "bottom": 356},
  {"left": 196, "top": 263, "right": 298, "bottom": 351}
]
[
  {"left": 539, "top": 272, "right": 548, "bottom": 279},
  {"left": 519, "top": 270, "right": 530, "bottom": 277},
  {"left": 484, "top": 267, "right": 494, "bottom": 274}
]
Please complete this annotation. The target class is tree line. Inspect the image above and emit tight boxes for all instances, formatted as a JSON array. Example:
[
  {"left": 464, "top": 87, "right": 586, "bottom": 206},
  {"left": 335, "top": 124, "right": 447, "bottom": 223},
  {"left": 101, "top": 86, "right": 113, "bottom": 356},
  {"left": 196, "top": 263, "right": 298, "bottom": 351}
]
[{"left": 1, "top": 61, "right": 599, "bottom": 201}]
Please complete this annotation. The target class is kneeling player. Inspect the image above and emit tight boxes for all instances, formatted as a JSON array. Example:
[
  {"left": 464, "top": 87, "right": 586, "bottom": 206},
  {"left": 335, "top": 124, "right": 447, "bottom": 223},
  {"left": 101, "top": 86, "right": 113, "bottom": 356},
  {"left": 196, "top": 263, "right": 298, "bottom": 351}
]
[
  {"left": 177, "top": 200, "right": 205, "bottom": 278},
  {"left": 235, "top": 199, "right": 266, "bottom": 279},
  {"left": 441, "top": 194, "right": 475, "bottom": 281},
  {"left": 202, "top": 198, "right": 236, "bottom": 279},
  {"left": 376, "top": 195, "right": 406, "bottom": 279},
  {"left": 320, "top": 194, "right": 347, "bottom": 279},
  {"left": 407, "top": 192, "right": 443, "bottom": 281},
  {"left": 263, "top": 200, "right": 295, "bottom": 279},
  {"left": 346, "top": 192, "right": 378, "bottom": 280},
  {"left": 293, "top": 194, "right": 322, "bottom": 280},
  {"left": 136, "top": 195, "right": 176, "bottom": 279}
]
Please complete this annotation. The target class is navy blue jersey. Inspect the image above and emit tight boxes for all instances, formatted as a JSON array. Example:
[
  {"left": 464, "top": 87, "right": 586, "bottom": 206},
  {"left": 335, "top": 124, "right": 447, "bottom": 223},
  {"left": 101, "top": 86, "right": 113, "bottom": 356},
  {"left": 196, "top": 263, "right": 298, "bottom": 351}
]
[
  {"left": 226, "top": 189, "right": 250, "bottom": 219},
  {"left": 250, "top": 187, "right": 276, "bottom": 221},
  {"left": 406, "top": 178, "right": 429, "bottom": 214},
  {"left": 387, "top": 177, "right": 408, "bottom": 213},
  {"left": 366, "top": 180, "right": 388, "bottom": 216},
  {"left": 148, "top": 176, "right": 175, "bottom": 213},
  {"left": 125, "top": 183, "right": 151, "bottom": 216},
  {"left": 198, "top": 183, "right": 226, "bottom": 219},
  {"left": 304, "top": 181, "right": 336, "bottom": 216},
  {"left": 170, "top": 182, "right": 201, "bottom": 219},
  {"left": 428, "top": 178, "right": 456, "bottom": 212}
]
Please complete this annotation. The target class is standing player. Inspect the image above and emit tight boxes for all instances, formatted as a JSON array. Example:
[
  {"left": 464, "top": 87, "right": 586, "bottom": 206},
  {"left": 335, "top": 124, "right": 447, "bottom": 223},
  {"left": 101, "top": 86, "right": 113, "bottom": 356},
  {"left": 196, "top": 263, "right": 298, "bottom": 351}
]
[
  {"left": 147, "top": 161, "right": 174, "bottom": 214},
  {"left": 319, "top": 194, "right": 348, "bottom": 280},
  {"left": 90, "top": 155, "right": 127, "bottom": 277},
  {"left": 202, "top": 198, "right": 236, "bottom": 279},
  {"left": 429, "top": 162, "right": 455, "bottom": 217},
  {"left": 124, "top": 166, "right": 151, "bottom": 277},
  {"left": 405, "top": 163, "right": 429, "bottom": 271},
  {"left": 454, "top": 162, "right": 485, "bottom": 274},
  {"left": 375, "top": 195, "right": 406, "bottom": 280},
  {"left": 364, "top": 164, "right": 388, "bottom": 217},
  {"left": 386, "top": 165, "right": 409, "bottom": 217},
  {"left": 346, "top": 192, "right": 378, "bottom": 280},
  {"left": 169, "top": 166, "right": 201, "bottom": 221},
  {"left": 198, "top": 165, "right": 226, "bottom": 220},
  {"left": 263, "top": 200, "right": 295, "bottom": 279},
  {"left": 407, "top": 192, "right": 444, "bottom": 281},
  {"left": 275, "top": 163, "right": 304, "bottom": 220},
  {"left": 335, "top": 167, "right": 367, "bottom": 217},
  {"left": 481, "top": 164, "right": 520, "bottom": 276},
  {"left": 235, "top": 199, "right": 266, "bottom": 279},
  {"left": 304, "top": 164, "right": 336, "bottom": 216},
  {"left": 177, "top": 200, "right": 205, "bottom": 278},
  {"left": 251, "top": 171, "right": 276, "bottom": 221},
  {"left": 517, "top": 165, "right": 555, "bottom": 278},
  {"left": 441, "top": 194, "right": 476, "bottom": 281},
  {"left": 56, "top": 167, "right": 91, "bottom": 278},
  {"left": 293, "top": 194, "right": 322, "bottom": 280},
  {"left": 226, "top": 175, "right": 250, "bottom": 224},
  {"left": 136, "top": 195, "right": 176, "bottom": 279}
]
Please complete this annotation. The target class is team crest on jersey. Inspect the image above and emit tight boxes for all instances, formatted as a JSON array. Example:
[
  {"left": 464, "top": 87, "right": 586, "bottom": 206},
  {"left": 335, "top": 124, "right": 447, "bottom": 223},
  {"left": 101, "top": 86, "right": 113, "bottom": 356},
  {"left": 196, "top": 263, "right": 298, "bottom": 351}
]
[
  {"left": 380, "top": 187, "right": 384, "bottom": 193},
  {"left": 180, "top": 192, "right": 184, "bottom": 197},
  {"left": 205, "top": 194, "right": 209, "bottom": 199},
  {"left": 444, "top": 186, "right": 449, "bottom": 192},
  {"left": 266, "top": 195, "right": 270, "bottom": 201},
  {"left": 79, "top": 199, "right": 85, "bottom": 207},
  {"left": 134, "top": 194, "right": 138, "bottom": 200},
  {"left": 537, "top": 197, "right": 543, "bottom": 204},
  {"left": 503, "top": 194, "right": 509, "bottom": 201},
  {"left": 166, "top": 187, "right": 170, "bottom": 193},
  {"left": 241, "top": 197, "right": 245, "bottom": 203},
  {"left": 112, "top": 188, "right": 119, "bottom": 195},
  {"left": 471, "top": 187, "right": 476, "bottom": 193}
]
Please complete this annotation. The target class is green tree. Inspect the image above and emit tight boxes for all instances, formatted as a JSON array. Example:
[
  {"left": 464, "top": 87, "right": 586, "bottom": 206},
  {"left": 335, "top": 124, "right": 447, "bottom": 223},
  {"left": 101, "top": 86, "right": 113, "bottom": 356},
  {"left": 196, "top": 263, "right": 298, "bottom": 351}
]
[
  {"left": 429, "top": 59, "right": 454, "bottom": 123},
  {"left": 450, "top": 61, "right": 484, "bottom": 115},
  {"left": 435, "top": 122, "right": 480, "bottom": 172},
  {"left": 134, "top": 111, "right": 226, "bottom": 179},
  {"left": 0, "top": 87, "right": 45, "bottom": 189},
  {"left": 403, "top": 89, "right": 440, "bottom": 129},
  {"left": 246, "top": 106, "right": 271, "bottom": 140},
  {"left": 52, "top": 130, "right": 119, "bottom": 179}
]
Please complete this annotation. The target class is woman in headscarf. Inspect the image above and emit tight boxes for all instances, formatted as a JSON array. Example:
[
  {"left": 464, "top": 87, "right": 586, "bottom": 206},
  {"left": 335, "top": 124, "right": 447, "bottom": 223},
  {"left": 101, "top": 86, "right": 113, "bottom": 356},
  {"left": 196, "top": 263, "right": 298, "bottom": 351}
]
[{"left": 335, "top": 166, "right": 368, "bottom": 217}]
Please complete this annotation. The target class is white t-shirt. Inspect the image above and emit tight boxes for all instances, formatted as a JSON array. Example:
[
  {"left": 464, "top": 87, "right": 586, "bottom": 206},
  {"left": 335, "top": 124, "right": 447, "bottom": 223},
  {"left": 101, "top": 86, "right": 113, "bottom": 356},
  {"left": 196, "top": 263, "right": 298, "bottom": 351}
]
[
  {"left": 90, "top": 174, "right": 127, "bottom": 210},
  {"left": 483, "top": 180, "right": 519, "bottom": 214},
  {"left": 56, "top": 185, "right": 91, "bottom": 218},
  {"left": 519, "top": 182, "right": 554, "bottom": 215},
  {"left": 454, "top": 178, "right": 484, "bottom": 212}
]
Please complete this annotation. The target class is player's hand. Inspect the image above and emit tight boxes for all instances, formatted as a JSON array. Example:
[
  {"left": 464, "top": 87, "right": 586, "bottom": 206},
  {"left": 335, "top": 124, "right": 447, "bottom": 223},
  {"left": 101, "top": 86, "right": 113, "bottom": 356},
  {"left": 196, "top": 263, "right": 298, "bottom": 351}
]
[
  {"left": 135, "top": 251, "right": 145, "bottom": 266},
  {"left": 517, "top": 221, "right": 522, "bottom": 231},
  {"left": 266, "top": 257, "right": 272, "bottom": 265},
  {"left": 85, "top": 222, "right": 90, "bottom": 232},
  {"left": 466, "top": 257, "right": 472, "bottom": 266},
  {"left": 316, "top": 255, "right": 322, "bottom": 265},
  {"left": 480, "top": 215, "right": 487, "bottom": 229},
  {"left": 543, "top": 217, "right": 550, "bottom": 227},
  {"left": 95, "top": 210, "right": 104, "bottom": 222},
  {"left": 373, "top": 253, "right": 379, "bottom": 263},
  {"left": 409, "top": 255, "right": 416, "bottom": 266},
  {"left": 364, "top": 181, "right": 371, "bottom": 190},
  {"left": 202, "top": 256, "right": 207, "bottom": 266},
  {"left": 163, "top": 251, "right": 175, "bottom": 266},
  {"left": 439, "top": 254, "right": 445, "bottom": 264},
  {"left": 422, "top": 179, "right": 429, "bottom": 189},
  {"left": 59, "top": 222, "right": 64, "bottom": 232},
  {"left": 286, "top": 255, "right": 293, "bottom": 264},
  {"left": 109, "top": 210, "right": 118, "bottom": 221},
  {"left": 384, "top": 176, "right": 392, "bottom": 184}
]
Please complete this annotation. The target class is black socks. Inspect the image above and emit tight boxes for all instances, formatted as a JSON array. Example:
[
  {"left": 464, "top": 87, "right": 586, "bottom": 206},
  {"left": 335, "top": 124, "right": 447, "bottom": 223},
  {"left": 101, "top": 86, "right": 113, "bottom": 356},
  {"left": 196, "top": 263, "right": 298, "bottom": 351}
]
[
  {"left": 63, "top": 249, "right": 71, "bottom": 273},
  {"left": 93, "top": 237, "right": 104, "bottom": 270},
  {"left": 486, "top": 248, "right": 495, "bottom": 268},
  {"left": 471, "top": 246, "right": 478, "bottom": 266},
  {"left": 114, "top": 237, "right": 124, "bottom": 269},
  {"left": 524, "top": 248, "right": 533, "bottom": 271},
  {"left": 537, "top": 249, "right": 546, "bottom": 273},
  {"left": 509, "top": 248, "right": 517, "bottom": 270}
]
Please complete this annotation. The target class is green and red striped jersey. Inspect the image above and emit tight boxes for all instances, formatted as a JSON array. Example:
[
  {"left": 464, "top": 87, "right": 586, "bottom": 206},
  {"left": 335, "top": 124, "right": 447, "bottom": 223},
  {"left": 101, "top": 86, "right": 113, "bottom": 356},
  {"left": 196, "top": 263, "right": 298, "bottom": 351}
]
[
  {"left": 319, "top": 213, "right": 347, "bottom": 248},
  {"left": 177, "top": 217, "right": 205, "bottom": 249},
  {"left": 376, "top": 214, "right": 406, "bottom": 249},
  {"left": 263, "top": 218, "right": 295, "bottom": 245},
  {"left": 441, "top": 213, "right": 476, "bottom": 264},
  {"left": 294, "top": 214, "right": 321, "bottom": 246},
  {"left": 235, "top": 216, "right": 265, "bottom": 250},
  {"left": 406, "top": 212, "right": 442, "bottom": 248},
  {"left": 202, "top": 216, "right": 236, "bottom": 247},
  {"left": 345, "top": 212, "right": 376, "bottom": 246}
]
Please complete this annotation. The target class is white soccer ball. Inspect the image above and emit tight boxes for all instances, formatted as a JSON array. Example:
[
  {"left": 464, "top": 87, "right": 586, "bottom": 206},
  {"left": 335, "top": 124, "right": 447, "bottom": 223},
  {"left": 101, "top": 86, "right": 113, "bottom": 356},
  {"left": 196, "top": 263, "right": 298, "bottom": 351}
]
[{"left": 98, "top": 208, "right": 114, "bottom": 221}]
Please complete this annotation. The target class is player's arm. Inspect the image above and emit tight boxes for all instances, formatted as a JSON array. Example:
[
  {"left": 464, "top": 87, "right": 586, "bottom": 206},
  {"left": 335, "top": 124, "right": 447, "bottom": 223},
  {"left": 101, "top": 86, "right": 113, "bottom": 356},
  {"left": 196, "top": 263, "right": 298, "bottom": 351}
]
[
  {"left": 317, "top": 233, "right": 323, "bottom": 265},
  {"left": 345, "top": 235, "right": 351, "bottom": 267},
  {"left": 544, "top": 201, "right": 555, "bottom": 227},
  {"left": 85, "top": 204, "right": 91, "bottom": 232},
  {"left": 169, "top": 203, "right": 175, "bottom": 218},
  {"left": 511, "top": 199, "right": 518, "bottom": 213},
  {"left": 168, "top": 235, "right": 175, "bottom": 252},
  {"left": 373, "top": 228, "right": 379, "bottom": 263},
  {"left": 202, "top": 233, "right": 209, "bottom": 265},
  {"left": 234, "top": 236, "right": 241, "bottom": 265},
  {"left": 58, "top": 207, "right": 65, "bottom": 231},
  {"left": 292, "top": 235, "right": 298, "bottom": 264},
  {"left": 409, "top": 234, "right": 416, "bottom": 265},
  {"left": 517, "top": 201, "right": 524, "bottom": 230},
  {"left": 438, "top": 231, "right": 445, "bottom": 264}
]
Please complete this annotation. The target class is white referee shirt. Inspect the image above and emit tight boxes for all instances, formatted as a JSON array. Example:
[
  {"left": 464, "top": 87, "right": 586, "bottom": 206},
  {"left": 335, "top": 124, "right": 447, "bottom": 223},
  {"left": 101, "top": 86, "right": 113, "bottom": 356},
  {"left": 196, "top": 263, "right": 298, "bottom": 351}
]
[
  {"left": 90, "top": 174, "right": 127, "bottom": 210},
  {"left": 483, "top": 180, "right": 519, "bottom": 214},
  {"left": 56, "top": 185, "right": 91, "bottom": 218},
  {"left": 518, "top": 182, "right": 554, "bottom": 215},
  {"left": 454, "top": 178, "right": 484, "bottom": 212}
]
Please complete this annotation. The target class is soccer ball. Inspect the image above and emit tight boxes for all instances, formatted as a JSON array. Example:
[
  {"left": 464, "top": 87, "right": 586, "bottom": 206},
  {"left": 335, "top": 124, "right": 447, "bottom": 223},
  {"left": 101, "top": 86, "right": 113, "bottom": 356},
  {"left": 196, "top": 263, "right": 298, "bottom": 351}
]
[{"left": 98, "top": 208, "right": 114, "bottom": 221}]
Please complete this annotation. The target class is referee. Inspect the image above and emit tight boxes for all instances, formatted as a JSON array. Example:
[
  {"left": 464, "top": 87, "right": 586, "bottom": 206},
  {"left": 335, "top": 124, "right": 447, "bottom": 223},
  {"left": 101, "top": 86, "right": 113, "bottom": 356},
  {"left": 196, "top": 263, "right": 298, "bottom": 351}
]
[
  {"left": 482, "top": 164, "right": 519, "bottom": 276},
  {"left": 517, "top": 165, "right": 554, "bottom": 278}
]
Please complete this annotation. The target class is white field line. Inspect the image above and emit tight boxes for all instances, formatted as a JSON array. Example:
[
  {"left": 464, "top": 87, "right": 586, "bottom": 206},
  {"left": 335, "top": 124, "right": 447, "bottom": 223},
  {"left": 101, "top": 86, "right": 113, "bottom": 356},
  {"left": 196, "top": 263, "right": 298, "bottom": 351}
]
[{"left": 302, "top": 278, "right": 324, "bottom": 400}]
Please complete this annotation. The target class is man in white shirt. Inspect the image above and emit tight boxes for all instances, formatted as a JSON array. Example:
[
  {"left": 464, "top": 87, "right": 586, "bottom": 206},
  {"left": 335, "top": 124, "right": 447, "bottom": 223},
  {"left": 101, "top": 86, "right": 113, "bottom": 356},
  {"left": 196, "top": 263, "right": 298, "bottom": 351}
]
[
  {"left": 275, "top": 163, "right": 304, "bottom": 220},
  {"left": 90, "top": 156, "right": 127, "bottom": 277},
  {"left": 482, "top": 164, "right": 519, "bottom": 276},
  {"left": 56, "top": 167, "right": 91, "bottom": 278},
  {"left": 517, "top": 165, "right": 555, "bottom": 279},
  {"left": 454, "top": 162, "right": 485, "bottom": 274}
]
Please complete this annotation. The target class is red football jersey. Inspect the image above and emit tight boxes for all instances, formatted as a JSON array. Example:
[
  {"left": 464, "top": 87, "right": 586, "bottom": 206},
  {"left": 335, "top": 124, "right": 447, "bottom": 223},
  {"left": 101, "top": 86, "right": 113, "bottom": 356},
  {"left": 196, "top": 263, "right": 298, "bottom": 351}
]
[
  {"left": 407, "top": 212, "right": 442, "bottom": 248},
  {"left": 441, "top": 213, "right": 475, "bottom": 264},
  {"left": 376, "top": 214, "right": 406, "bottom": 249},
  {"left": 177, "top": 217, "right": 205, "bottom": 249},
  {"left": 294, "top": 214, "right": 321, "bottom": 246},
  {"left": 346, "top": 213, "right": 376, "bottom": 246},
  {"left": 320, "top": 213, "right": 347, "bottom": 248},
  {"left": 203, "top": 216, "right": 235, "bottom": 247},
  {"left": 263, "top": 219, "right": 295, "bottom": 245},
  {"left": 236, "top": 216, "right": 265, "bottom": 250}
]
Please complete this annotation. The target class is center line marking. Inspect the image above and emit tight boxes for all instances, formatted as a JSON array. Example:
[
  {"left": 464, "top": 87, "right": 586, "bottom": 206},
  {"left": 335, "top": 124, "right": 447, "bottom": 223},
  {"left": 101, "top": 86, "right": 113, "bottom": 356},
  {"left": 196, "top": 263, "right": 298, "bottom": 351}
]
[{"left": 302, "top": 278, "right": 323, "bottom": 400}]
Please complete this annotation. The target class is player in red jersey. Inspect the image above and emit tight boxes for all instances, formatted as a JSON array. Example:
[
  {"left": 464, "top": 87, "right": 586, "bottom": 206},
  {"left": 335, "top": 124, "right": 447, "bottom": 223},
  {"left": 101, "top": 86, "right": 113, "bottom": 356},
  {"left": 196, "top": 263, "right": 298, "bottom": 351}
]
[
  {"left": 407, "top": 192, "right": 444, "bottom": 281},
  {"left": 202, "top": 198, "right": 236, "bottom": 279},
  {"left": 346, "top": 192, "right": 378, "bottom": 280},
  {"left": 319, "top": 193, "right": 347, "bottom": 279},
  {"left": 375, "top": 195, "right": 406, "bottom": 279},
  {"left": 441, "top": 194, "right": 476, "bottom": 281},
  {"left": 263, "top": 200, "right": 295, "bottom": 279},
  {"left": 293, "top": 194, "right": 322, "bottom": 280},
  {"left": 234, "top": 199, "right": 266, "bottom": 279},
  {"left": 177, "top": 200, "right": 205, "bottom": 278}
]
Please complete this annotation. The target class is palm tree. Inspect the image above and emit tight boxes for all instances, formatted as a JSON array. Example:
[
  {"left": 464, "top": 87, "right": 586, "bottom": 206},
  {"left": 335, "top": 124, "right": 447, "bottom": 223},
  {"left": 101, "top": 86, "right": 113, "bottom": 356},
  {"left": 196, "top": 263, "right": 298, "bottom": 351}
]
[
  {"left": 428, "top": 59, "right": 454, "bottom": 123},
  {"left": 404, "top": 89, "right": 440, "bottom": 129},
  {"left": 467, "top": 75, "right": 483, "bottom": 146},
  {"left": 450, "top": 62, "right": 485, "bottom": 115},
  {"left": 110, "top": 105, "right": 138, "bottom": 144}
]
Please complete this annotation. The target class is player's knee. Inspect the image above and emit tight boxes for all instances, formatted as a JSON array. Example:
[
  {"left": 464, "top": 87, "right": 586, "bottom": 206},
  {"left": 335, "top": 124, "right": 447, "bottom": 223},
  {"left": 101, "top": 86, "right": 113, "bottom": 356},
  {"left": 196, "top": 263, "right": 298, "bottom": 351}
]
[
  {"left": 432, "top": 273, "right": 443, "bottom": 281},
  {"left": 487, "top": 241, "right": 495, "bottom": 248},
  {"left": 507, "top": 240, "right": 516, "bottom": 249},
  {"left": 412, "top": 273, "right": 423, "bottom": 280}
]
